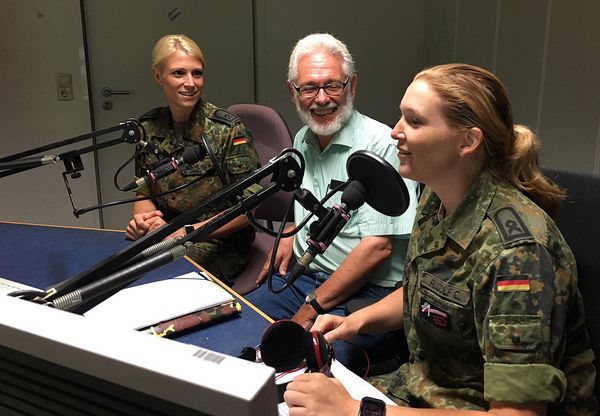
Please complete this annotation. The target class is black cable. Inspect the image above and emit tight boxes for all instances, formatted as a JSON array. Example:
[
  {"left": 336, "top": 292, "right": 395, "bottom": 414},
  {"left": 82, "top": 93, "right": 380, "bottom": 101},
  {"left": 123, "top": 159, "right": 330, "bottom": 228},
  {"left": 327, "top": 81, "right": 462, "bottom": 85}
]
[
  {"left": 113, "top": 147, "right": 139, "bottom": 192},
  {"left": 246, "top": 179, "right": 346, "bottom": 238},
  {"left": 266, "top": 197, "right": 298, "bottom": 294},
  {"left": 73, "top": 174, "right": 206, "bottom": 216},
  {"left": 244, "top": 148, "right": 348, "bottom": 294}
]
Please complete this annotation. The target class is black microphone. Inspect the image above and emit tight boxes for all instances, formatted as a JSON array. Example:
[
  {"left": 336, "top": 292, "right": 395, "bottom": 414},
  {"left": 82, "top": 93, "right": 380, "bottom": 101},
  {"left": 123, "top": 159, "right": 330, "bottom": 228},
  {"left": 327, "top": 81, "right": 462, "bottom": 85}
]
[
  {"left": 285, "top": 150, "right": 410, "bottom": 286},
  {"left": 123, "top": 144, "right": 207, "bottom": 191},
  {"left": 287, "top": 180, "right": 367, "bottom": 285}
]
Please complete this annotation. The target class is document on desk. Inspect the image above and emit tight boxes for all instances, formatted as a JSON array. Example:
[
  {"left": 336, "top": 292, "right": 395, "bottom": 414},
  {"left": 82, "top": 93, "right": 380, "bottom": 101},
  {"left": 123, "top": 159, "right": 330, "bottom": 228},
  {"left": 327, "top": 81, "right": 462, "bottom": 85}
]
[
  {"left": 0, "top": 277, "right": 38, "bottom": 296},
  {"left": 276, "top": 360, "right": 397, "bottom": 415},
  {"left": 84, "top": 271, "right": 236, "bottom": 331}
]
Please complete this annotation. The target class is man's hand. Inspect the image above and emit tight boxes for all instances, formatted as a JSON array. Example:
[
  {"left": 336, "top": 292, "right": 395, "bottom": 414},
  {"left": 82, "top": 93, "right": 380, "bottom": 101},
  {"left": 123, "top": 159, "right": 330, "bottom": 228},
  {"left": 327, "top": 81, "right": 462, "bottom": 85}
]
[
  {"left": 256, "top": 234, "right": 295, "bottom": 285},
  {"left": 125, "top": 210, "right": 164, "bottom": 240}
]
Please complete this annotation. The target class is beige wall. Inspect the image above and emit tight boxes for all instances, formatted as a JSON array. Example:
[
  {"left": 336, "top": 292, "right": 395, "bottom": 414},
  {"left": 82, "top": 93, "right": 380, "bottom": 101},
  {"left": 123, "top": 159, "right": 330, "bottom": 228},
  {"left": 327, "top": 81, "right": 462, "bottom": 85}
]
[
  {"left": 1, "top": 0, "right": 599, "bottom": 226},
  {"left": 253, "top": 0, "right": 425, "bottom": 134},
  {"left": 0, "top": 1, "right": 98, "bottom": 226},
  {"left": 423, "top": 0, "right": 600, "bottom": 174}
]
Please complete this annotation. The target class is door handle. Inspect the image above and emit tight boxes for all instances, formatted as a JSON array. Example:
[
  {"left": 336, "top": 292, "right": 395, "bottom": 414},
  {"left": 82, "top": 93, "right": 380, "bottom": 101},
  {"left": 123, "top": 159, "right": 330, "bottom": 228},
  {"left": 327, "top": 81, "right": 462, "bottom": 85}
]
[{"left": 101, "top": 87, "right": 132, "bottom": 97}]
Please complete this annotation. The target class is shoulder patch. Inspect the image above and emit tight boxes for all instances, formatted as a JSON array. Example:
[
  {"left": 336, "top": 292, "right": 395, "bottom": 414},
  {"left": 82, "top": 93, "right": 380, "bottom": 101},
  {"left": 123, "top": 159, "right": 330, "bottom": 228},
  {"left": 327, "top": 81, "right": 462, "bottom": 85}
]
[
  {"left": 138, "top": 107, "right": 163, "bottom": 121},
  {"left": 209, "top": 108, "right": 242, "bottom": 127},
  {"left": 490, "top": 206, "right": 532, "bottom": 244}
]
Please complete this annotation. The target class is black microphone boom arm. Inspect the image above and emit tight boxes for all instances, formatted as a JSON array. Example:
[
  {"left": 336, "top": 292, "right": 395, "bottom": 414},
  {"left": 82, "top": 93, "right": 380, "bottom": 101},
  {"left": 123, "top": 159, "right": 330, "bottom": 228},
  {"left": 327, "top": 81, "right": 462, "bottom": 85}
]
[
  {"left": 0, "top": 119, "right": 145, "bottom": 178},
  {"left": 36, "top": 150, "right": 303, "bottom": 312}
]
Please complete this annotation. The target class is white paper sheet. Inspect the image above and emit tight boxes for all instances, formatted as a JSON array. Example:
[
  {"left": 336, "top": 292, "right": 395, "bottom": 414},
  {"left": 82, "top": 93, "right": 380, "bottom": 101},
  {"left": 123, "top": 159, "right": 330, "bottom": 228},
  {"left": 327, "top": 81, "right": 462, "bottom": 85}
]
[
  {"left": 0, "top": 277, "right": 37, "bottom": 296},
  {"left": 84, "top": 271, "right": 234, "bottom": 330}
]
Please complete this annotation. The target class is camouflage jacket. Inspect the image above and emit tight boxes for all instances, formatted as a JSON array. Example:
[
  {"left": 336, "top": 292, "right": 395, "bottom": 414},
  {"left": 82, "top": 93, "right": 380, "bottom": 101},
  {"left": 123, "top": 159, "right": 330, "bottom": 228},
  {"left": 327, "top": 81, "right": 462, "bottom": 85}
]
[
  {"left": 389, "top": 169, "right": 597, "bottom": 414},
  {"left": 135, "top": 100, "right": 261, "bottom": 281}
]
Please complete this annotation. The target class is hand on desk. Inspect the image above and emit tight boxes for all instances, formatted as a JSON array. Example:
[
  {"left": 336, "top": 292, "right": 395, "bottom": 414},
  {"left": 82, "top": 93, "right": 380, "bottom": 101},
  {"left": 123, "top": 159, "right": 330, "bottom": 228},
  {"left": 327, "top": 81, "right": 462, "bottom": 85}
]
[
  {"left": 284, "top": 372, "right": 359, "bottom": 416},
  {"left": 125, "top": 210, "right": 164, "bottom": 240}
]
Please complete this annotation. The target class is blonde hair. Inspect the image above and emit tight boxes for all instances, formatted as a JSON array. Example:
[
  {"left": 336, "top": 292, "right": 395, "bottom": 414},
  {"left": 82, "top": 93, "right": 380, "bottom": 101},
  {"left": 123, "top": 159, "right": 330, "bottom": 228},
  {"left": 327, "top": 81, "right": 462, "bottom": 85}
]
[
  {"left": 152, "top": 34, "right": 205, "bottom": 69},
  {"left": 415, "top": 63, "right": 563, "bottom": 216}
]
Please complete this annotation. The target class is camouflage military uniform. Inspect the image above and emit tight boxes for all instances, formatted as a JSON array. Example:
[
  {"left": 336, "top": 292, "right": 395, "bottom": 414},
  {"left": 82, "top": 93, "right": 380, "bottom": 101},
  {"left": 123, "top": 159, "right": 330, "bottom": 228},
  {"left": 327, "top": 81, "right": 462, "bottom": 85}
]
[
  {"left": 379, "top": 169, "right": 597, "bottom": 413},
  {"left": 135, "top": 100, "right": 261, "bottom": 283}
]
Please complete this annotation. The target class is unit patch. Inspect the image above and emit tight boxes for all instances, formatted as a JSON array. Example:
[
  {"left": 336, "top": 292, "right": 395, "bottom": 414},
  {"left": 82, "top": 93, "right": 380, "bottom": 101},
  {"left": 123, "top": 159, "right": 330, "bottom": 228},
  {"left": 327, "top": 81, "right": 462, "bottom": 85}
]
[{"left": 420, "top": 300, "right": 450, "bottom": 329}]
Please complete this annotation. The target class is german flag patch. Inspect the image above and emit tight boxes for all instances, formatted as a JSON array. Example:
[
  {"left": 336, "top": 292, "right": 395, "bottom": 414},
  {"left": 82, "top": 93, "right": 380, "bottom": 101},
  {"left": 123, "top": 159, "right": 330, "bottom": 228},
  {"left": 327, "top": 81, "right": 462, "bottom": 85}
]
[
  {"left": 232, "top": 136, "right": 248, "bottom": 146},
  {"left": 496, "top": 275, "right": 530, "bottom": 292}
]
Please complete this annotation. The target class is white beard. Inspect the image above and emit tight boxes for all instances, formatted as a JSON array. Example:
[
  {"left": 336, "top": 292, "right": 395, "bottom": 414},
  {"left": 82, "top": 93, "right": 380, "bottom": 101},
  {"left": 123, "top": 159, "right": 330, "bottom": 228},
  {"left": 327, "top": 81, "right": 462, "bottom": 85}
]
[{"left": 295, "top": 91, "right": 354, "bottom": 137}]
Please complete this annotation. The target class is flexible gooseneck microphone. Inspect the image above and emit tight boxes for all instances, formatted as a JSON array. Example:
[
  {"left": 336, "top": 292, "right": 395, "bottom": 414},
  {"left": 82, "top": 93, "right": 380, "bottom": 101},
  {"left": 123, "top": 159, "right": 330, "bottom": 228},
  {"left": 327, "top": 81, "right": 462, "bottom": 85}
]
[{"left": 122, "top": 144, "right": 207, "bottom": 191}]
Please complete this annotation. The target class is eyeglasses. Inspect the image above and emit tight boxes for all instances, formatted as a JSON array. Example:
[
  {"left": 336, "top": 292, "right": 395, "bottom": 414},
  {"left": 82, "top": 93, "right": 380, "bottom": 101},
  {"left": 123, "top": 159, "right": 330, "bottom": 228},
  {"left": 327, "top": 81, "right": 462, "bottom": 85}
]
[{"left": 292, "top": 77, "right": 350, "bottom": 99}]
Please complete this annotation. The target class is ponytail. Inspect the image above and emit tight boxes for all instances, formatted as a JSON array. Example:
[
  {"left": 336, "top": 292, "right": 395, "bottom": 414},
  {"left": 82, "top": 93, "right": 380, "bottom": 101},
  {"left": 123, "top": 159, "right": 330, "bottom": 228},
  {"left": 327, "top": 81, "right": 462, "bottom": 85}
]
[{"left": 507, "top": 124, "right": 564, "bottom": 217}]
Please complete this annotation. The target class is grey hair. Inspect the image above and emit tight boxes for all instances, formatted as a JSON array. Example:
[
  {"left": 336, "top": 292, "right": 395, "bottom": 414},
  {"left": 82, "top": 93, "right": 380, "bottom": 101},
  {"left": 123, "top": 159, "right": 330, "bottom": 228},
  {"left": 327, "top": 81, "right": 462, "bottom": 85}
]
[{"left": 287, "top": 33, "right": 354, "bottom": 82}]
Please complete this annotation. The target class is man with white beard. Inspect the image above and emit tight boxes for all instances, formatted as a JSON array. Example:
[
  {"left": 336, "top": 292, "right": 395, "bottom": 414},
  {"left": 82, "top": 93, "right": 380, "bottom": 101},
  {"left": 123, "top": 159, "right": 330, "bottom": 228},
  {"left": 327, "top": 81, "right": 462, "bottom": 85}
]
[{"left": 244, "top": 33, "right": 419, "bottom": 375}]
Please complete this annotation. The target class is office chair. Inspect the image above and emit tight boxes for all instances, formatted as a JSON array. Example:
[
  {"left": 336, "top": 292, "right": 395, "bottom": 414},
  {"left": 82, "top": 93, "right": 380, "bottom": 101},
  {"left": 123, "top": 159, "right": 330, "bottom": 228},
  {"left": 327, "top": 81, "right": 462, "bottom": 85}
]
[
  {"left": 542, "top": 167, "right": 600, "bottom": 403},
  {"left": 227, "top": 104, "right": 295, "bottom": 295}
]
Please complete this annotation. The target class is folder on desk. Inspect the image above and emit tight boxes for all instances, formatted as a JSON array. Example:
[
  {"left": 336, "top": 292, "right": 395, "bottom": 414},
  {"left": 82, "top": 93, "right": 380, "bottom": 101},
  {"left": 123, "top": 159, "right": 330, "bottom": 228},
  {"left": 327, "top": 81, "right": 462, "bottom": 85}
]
[{"left": 84, "top": 271, "right": 240, "bottom": 331}]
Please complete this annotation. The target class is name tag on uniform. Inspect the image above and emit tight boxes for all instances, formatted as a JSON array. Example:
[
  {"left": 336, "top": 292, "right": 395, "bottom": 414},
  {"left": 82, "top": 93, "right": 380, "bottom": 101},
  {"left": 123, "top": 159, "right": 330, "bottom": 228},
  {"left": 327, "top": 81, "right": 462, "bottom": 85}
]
[{"left": 421, "top": 272, "right": 470, "bottom": 306}]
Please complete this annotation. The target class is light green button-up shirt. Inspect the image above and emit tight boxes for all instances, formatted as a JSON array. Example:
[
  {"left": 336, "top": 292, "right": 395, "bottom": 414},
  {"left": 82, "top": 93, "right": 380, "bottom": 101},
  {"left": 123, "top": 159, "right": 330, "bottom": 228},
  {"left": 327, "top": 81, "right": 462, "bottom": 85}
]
[{"left": 292, "top": 110, "right": 419, "bottom": 288}]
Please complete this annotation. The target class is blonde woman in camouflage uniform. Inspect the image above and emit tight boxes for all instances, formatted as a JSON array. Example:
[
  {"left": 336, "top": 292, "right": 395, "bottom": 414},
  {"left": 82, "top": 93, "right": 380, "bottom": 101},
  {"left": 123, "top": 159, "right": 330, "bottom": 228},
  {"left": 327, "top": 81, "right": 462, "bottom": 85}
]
[
  {"left": 284, "top": 64, "right": 597, "bottom": 415},
  {"left": 125, "top": 34, "right": 261, "bottom": 283}
]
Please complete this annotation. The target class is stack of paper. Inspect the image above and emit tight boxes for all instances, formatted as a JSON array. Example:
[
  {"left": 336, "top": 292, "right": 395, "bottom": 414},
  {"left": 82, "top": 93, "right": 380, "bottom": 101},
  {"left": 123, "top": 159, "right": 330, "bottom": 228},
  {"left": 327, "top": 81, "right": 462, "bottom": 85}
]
[{"left": 84, "top": 271, "right": 235, "bottom": 330}]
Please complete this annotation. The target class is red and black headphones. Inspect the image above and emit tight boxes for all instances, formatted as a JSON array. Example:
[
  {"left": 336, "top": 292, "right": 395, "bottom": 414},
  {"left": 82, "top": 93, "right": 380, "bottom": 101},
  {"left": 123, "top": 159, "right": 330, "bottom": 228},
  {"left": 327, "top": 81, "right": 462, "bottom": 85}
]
[{"left": 258, "top": 320, "right": 334, "bottom": 374}]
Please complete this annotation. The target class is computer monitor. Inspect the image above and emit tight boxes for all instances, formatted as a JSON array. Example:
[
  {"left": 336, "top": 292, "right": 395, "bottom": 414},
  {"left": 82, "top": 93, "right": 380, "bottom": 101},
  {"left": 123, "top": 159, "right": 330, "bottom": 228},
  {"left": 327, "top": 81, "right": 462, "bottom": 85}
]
[{"left": 0, "top": 295, "right": 278, "bottom": 415}]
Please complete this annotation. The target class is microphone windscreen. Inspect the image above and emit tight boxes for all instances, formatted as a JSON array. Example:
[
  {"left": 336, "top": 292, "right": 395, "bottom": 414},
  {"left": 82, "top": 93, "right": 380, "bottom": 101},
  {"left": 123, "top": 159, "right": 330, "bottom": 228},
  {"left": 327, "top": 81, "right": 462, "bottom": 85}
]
[
  {"left": 181, "top": 144, "right": 207, "bottom": 164},
  {"left": 346, "top": 150, "right": 409, "bottom": 217},
  {"left": 341, "top": 180, "right": 367, "bottom": 210},
  {"left": 261, "top": 320, "right": 306, "bottom": 372}
]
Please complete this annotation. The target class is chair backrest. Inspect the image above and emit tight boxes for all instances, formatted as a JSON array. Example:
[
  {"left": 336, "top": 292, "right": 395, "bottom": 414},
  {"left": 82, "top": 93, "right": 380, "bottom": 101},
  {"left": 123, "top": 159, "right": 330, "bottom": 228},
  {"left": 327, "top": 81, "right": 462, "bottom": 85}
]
[
  {"left": 228, "top": 103, "right": 294, "bottom": 223},
  {"left": 542, "top": 167, "right": 600, "bottom": 400}
]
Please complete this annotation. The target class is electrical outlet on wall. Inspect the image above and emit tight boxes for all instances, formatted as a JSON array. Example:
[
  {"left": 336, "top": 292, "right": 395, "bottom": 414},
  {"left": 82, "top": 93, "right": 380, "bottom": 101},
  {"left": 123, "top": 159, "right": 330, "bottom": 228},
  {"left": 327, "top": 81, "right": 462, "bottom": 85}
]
[{"left": 56, "top": 73, "right": 73, "bottom": 101}]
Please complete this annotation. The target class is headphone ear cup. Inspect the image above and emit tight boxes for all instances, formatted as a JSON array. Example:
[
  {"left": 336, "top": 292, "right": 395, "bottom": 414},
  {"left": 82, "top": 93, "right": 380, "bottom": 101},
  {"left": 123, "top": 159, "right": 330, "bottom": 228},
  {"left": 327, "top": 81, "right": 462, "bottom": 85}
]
[
  {"left": 301, "top": 331, "right": 330, "bottom": 372},
  {"left": 261, "top": 320, "right": 306, "bottom": 372}
]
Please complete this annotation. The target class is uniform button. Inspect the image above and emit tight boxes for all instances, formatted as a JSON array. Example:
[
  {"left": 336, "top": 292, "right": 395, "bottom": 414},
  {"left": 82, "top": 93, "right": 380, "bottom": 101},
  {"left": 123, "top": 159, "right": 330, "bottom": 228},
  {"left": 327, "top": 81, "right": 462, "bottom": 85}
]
[
  {"left": 511, "top": 334, "right": 521, "bottom": 345},
  {"left": 171, "top": 196, "right": 176, "bottom": 200}
]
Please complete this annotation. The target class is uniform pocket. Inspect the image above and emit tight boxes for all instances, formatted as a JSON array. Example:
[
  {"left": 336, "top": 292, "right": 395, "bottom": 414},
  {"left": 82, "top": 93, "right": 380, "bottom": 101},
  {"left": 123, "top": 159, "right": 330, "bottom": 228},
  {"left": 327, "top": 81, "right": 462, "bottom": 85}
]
[
  {"left": 225, "top": 155, "right": 254, "bottom": 175},
  {"left": 488, "top": 315, "right": 542, "bottom": 351},
  {"left": 179, "top": 158, "right": 215, "bottom": 177},
  {"left": 418, "top": 286, "right": 475, "bottom": 338}
]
